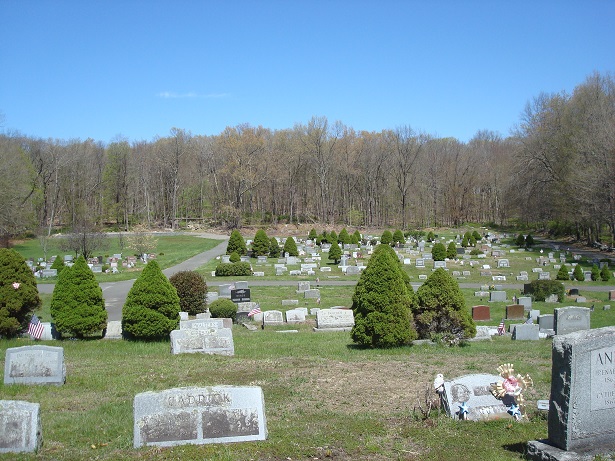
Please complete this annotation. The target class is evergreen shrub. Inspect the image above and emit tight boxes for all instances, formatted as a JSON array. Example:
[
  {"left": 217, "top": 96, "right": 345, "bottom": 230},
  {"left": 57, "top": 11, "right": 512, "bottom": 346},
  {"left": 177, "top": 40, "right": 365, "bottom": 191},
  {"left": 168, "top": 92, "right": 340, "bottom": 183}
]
[
  {"left": 591, "top": 264, "right": 601, "bottom": 281},
  {"left": 380, "top": 230, "right": 393, "bottom": 245},
  {"left": 432, "top": 243, "right": 446, "bottom": 261},
  {"left": 226, "top": 230, "right": 247, "bottom": 256},
  {"left": 601, "top": 264, "right": 611, "bottom": 281},
  {"left": 446, "top": 242, "right": 457, "bottom": 260},
  {"left": 229, "top": 251, "right": 241, "bottom": 263},
  {"left": 556, "top": 264, "right": 570, "bottom": 280},
  {"left": 283, "top": 237, "right": 298, "bottom": 256},
  {"left": 169, "top": 270, "right": 208, "bottom": 315},
  {"left": 209, "top": 299, "right": 237, "bottom": 322},
  {"left": 526, "top": 279, "right": 565, "bottom": 302},
  {"left": 269, "top": 237, "right": 280, "bottom": 258},
  {"left": 50, "top": 256, "right": 65, "bottom": 275},
  {"left": 215, "top": 262, "right": 252, "bottom": 276},
  {"left": 252, "top": 229, "right": 270, "bottom": 256},
  {"left": 573, "top": 264, "right": 584, "bottom": 282},
  {"left": 328, "top": 241, "right": 342, "bottom": 264}
]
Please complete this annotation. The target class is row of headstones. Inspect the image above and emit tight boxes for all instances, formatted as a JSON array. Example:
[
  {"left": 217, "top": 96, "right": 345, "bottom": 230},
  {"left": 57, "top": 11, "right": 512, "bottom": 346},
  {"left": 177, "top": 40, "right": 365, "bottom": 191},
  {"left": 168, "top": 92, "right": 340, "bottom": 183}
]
[
  {"left": 441, "top": 326, "right": 615, "bottom": 459},
  {"left": 251, "top": 307, "right": 355, "bottom": 331},
  {"left": 1, "top": 347, "right": 266, "bottom": 453}
]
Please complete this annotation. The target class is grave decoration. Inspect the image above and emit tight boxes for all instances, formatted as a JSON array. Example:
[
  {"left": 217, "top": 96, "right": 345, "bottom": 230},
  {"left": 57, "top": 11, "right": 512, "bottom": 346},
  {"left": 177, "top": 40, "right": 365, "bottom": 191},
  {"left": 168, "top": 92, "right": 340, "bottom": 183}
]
[{"left": 489, "top": 363, "right": 533, "bottom": 421}]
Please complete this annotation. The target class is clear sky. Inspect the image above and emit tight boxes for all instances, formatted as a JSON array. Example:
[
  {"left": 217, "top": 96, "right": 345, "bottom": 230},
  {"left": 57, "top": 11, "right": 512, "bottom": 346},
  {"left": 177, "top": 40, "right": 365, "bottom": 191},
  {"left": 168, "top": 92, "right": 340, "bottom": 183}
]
[{"left": 1, "top": 1, "right": 613, "bottom": 144}]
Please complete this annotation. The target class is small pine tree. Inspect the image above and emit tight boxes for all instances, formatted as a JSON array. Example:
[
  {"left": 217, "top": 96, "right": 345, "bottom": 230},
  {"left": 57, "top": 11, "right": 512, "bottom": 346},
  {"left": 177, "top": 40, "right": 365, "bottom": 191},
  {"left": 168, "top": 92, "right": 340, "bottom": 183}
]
[
  {"left": 229, "top": 251, "right": 241, "bottom": 263},
  {"left": 601, "top": 264, "right": 611, "bottom": 281},
  {"left": 446, "top": 241, "right": 458, "bottom": 260},
  {"left": 226, "top": 230, "right": 247, "bottom": 256},
  {"left": 381, "top": 230, "right": 393, "bottom": 245},
  {"left": 283, "top": 237, "right": 298, "bottom": 257},
  {"left": 432, "top": 242, "right": 446, "bottom": 261},
  {"left": 0, "top": 249, "right": 42, "bottom": 338},
  {"left": 591, "top": 264, "right": 601, "bottom": 281},
  {"left": 461, "top": 235, "right": 469, "bottom": 247},
  {"left": 392, "top": 229, "right": 405, "bottom": 246},
  {"left": 329, "top": 230, "right": 338, "bottom": 244},
  {"left": 427, "top": 231, "right": 435, "bottom": 242},
  {"left": 50, "top": 256, "right": 107, "bottom": 338},
  {"left": 472, "top": 230, "right": 481, "bottom": 241},
  {"left": 353, "top": 230, "right": 362, "bottom": 244},
  {"left": 573, "top": 264, "right": 585, "bottom": 282},
  {"left": 516, "top": 234, "right": 526, "bottom": 247},
  {"left": 122, "top": 260, "right": 180, "bottom": 340},
  {"left": 308, "top": 228, "right": 318, "bottom": 241},
  {"left": 339, "top": 228, "right": 351, "bottom": 245},
  {"left": 328, "top": 241, "right": 342, "bottom": 264},
  {"left": 525, "top": 234, "right": 535, "bottom": 247},
  {"left": 269, "top": 237, "right": 280, "bottom": 258},
  {"left": 556, "top": 264, "right": 570, "bottom": 281},
  {"left": 252, "top": 229, "right": 270, "bottom": 257},
  {"left": 469, "top": 235, "right": 477, "bottom": 247},
  {"left": 320, "top": 231, "right": 329, "bottom": 244},
  {"left": 350, "top": 233, "right": 359, "bottom": 245},
  {"left": 414, "top": 268, "right": 476, "bottom": 342},
  {"left": 169, "top": 270, "right": 208, "bottom": 315},
  {"left": 351, "top": 244, "right": 417, "bottom": 348},
  {"left": 50, "top": 256, "right": 65, "bottom": 275}
]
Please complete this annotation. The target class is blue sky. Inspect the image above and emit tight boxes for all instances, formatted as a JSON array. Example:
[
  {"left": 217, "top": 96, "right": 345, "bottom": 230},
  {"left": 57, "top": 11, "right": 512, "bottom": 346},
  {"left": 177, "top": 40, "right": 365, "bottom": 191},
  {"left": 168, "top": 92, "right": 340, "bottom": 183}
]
[{"left": 1, "top": 1, "right": 614, "bottom": 144}]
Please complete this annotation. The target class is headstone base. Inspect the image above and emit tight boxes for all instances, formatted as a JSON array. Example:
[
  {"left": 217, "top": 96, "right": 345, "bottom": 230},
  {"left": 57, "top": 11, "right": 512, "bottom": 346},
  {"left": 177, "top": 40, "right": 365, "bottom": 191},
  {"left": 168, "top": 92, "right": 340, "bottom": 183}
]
[
  {"left": 526, "top": 439, "right": 615, "bottom": 461},
  {"left": 312, "top": 327, "right": 352, "bottom": 333}
]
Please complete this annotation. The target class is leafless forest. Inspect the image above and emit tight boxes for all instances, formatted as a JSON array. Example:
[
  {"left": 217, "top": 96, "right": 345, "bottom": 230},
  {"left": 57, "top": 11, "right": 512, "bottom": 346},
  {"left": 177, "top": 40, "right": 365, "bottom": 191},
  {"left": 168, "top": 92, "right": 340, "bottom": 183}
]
[{"left": 1, "top": 72, "right": 613, "bottom": 244}]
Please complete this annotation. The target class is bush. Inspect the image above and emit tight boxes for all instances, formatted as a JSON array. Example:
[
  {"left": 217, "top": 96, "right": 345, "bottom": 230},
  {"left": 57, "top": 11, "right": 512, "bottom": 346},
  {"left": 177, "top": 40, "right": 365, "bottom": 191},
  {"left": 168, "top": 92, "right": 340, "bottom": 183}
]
[
  {"left": 573, "top": 264, "right": 584, "bottom": 282},
  {"left": 426, "top": 231, "right": 435, "bottom": 242},
  {"left": 215, "top": 262, "right": 252, "bottom": 276},
  {"left": 392, "top": 230, "right": 405, "bottom": 246},
  {"left": 380, "top": 230, "right": 393, "bottom": 245},
  {"left": 50, "top": 256, "right": 107, "bottom": 338},
  {"left": 351, "top": 244, "right": 417, "bottom": 348},
  {"left": 50, "top": 256, "right": 65, "bottom": 275},
  {"left": 472, "top": 230, "right": 481, "bottom": 241},
  {"left": 516, "top": 233, "right": 526, "bottom": 247},
  {"left": 525, "top": 234, "right": 535, "bottom": 247},
  {"left": 283, "top": 237, "right": 298, "bottom": 257},
  {"left": 252, "top": 229, "right": 270, "bottom": 257},
  {"left": 591, "top": 264, "right": 601, "bottom": 281},
  {"left": 556, "top": 264, "right": 570, "bottom": 281},
  {"left": 122, "top": 260, "right": 180, "bottom": 340},
  {"left": 526, "top": 279, "right": 565, "bottom": 302},
  {"left": 414, "top": 268, "right": 476, "bottom": 342},
  {"left": 209, "top": 299, "right": 237, "bottom": 323},
  {"left": 226, "top": 230, "right": 247, "bottom": 256},
  {"left": 339, "top": 228, "right": 351, "bottom": 245},
  {"left": 328, "top": 240, "right": 342, "bottom": 264},
  {"left": 353, "top": 230, "right": 361, "bottom": 244},
  {"left": 229, "top": 251, "right": 241, "bottom": 263},
  {"left": 446, "top": 242, "right": 457, "bottom": 260},
  {"left": 470, "top": 248, "right": 482, "bottom": 256},
  {"left": 308, "top": 228, "right": 318, "bottom": 241},
  {"left": 269, "top": 237, "right": 280, "bottom": 258},
  {"left": 169, "top": 271, "right": 207, "bottom": 315},
  {"left": 601, "top": 264, "right": 611, "bottom": 281},
  {"left": 432, "top": 242, "right": 446, "bottom": 261},
  {"left": 461, "top": 235, "right": 469, "bottom": 247},
  {"left": 0, "top": 249, "right": 42, "bottom": 338}
]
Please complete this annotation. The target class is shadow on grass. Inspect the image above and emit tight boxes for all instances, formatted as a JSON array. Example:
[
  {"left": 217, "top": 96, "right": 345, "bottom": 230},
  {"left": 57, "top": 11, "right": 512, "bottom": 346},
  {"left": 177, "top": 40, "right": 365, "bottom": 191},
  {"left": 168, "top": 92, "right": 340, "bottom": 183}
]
[{"left": 502, "top": 441, "right": 527, "bottom": 456}]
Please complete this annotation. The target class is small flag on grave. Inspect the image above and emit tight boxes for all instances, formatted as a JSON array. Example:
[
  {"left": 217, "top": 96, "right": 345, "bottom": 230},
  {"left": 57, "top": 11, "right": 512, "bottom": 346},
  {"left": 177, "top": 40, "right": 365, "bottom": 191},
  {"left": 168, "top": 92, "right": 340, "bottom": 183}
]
[
  {"left": 28, "top": 314, "right": 44, "bottom": 340},
  {"left": 248, "top": 307, "right": 261, "bottom": 317},
  {"left": 497, "top": 319, "right": 505, "bottom": 336}
]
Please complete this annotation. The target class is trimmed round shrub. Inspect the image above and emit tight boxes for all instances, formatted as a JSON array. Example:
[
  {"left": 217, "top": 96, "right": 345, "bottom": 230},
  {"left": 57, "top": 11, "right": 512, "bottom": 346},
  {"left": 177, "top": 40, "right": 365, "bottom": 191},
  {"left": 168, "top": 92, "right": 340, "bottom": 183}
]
[
  {"left": 432, "top": 242, "right": 446, "bottom": 261},
  {"left": 392, "top": 229, "right": 404, "bottom": 246},
  {"left": 226, "top": 230, "right": 247, "bottom": 256},
  {"left": 573, "top": 264, "right": 584, "bottom": 282},
  {"left": 414, "top": 268, "right": 476, "bottom": 342},
  {"left": 283, "top": 237, "right": 298, "bottom": 256},
  {"left": 269, "top": 237, "right": 280, "bottom": 258},
  {"left": 526, "top": 279, "right": 565, "bottom": 302},
  {"left": 328, "top": 241, "right": 342, "bottom": 264},
  {"left": 0, "top": 249, "right": 42, "bottom": 338},
  {"left": 556, "top": 264, "right": 570, "bottom": 280},
  {"left": 215, "top": 262, "right": 252, "bottom": 276},
  {"left": 351, "top": 244, "right": 417, "bottom": 348},
  {"left": 122, "top": 260, "right": 180, "bottom": 340},
  {"left": 252, "top": 229, "right": 270, "bottom": 257},
  {"left": 50, "top": 256, "right": 107, "bottom": 338},
  {"left": 380, "top": 230, "right": 393, "bottom": 245},
  {"left": 229, "top": 251, "right": 241, "bottom": 263},
  {"left": 209, "top": 299, "right": 237, "bottom": 322},
  {"left": 427, "top": 231, "right": 435, "bottom": 242},
  {"left": 169, "top": 270, "right": 208, "bottom": 315}
]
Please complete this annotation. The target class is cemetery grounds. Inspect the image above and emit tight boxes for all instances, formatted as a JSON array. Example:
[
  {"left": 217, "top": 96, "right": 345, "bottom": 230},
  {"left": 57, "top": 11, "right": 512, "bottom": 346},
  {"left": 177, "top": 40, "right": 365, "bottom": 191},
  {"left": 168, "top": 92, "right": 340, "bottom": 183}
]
[{"left": 2, "top": 229, "right": 615, "bottom": 460}]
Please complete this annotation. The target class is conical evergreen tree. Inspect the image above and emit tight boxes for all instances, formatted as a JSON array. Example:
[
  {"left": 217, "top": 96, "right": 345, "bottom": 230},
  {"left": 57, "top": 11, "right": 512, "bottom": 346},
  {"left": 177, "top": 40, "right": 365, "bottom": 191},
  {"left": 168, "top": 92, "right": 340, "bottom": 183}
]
[
  {"left": 414, "top": 268, "right": 476, "bottom": 341},
  {"left": 0, "top": 249, "right": 41, "bottom": 338},
  {"left": 269, "top": 237, "right": 280, "bottom": 258},
  {"left": 447, "top": 241, "right": 458, "bottom": 259},
  {"left": 50, "top": 256, "right": 107, "bottom": 338},
  {"left": 226, "top": 230, "right": 247, "bottom": 256},
  {"left": 556, "top": 264, "right": 570, "bottom": 280},
  {"left": 328, "top": 240, "right": 342, "bottom": 264},
  {"left": 252, "top": 229, "right": 270, "bottom": 256},
  {"left": 283, "top": 237, "right": 298, "bottom": 257},
  {"left": 122, "top": 260, "right": 180, "bottom": 340},
  {"left": 351, "top": 244, "right": 417, "bottom": 348}
]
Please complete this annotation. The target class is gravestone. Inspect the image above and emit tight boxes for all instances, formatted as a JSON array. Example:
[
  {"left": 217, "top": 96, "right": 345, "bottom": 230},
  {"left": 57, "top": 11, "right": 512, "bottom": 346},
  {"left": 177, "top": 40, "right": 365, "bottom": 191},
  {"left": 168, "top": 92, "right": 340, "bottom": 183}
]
[
  {"left": 415, "top": 259, "right": 425, "bottom": 267},
  {"left": 554, "top": 307, "right": 590, "bottom": 336},
  {"left": 235, "top": 281, "right": 249, "bottom": 290},
  {"left": 285, "top": 309, "right": 306, "bottom": 324},
  {"left": 180, "top": 318, "right": 230, "bottom": 330},
  {"left": 314, "top": 309, "right": 355, "bottom": 331},
  {"left": 609, "top": 290, "right": 615, "bottom": 301},
  {"left": 345, "top": 266, "right": 362, "bottom": 275},
  {"left": 104, "top": 320, "right": 123, "bottom": 339},
  {"left": 527, "top": 327, "right": 615, "bottom": 459},
  {"left": 512, "top": 324, "right": 540, "bottom": 340},
  {"left": 170, "top": 327, "right": 234, "bottom": 356},
  {"left": 538, "top": 271, "right": 551, "bottom": 280},
  {"left": 570, "top": 288, "right": 580, "bottom": 296},
  {"left": 442, "top": 374, "right": 509, "bottom": 421},
  {"left": 506, "top": 304, "right": 525, "bottom": 320},
  {"left": 489, "top": 291, "right": 507, "bottom": 302},
  {"left": 179, "top": 312, "right": 189, "bottom": 321},
  {"left": 497, "top": 259, "right": 510, "bottom": 268},
  {"left": 221, "top": 255, "right": 230, "bottom": 263},
  {"left": 4, "top": 346, "right": 66, "bottom": 385},
  {"left": 538, "top": 314, "right": 555, "bottom": 331},
  {"left": 206, "top": 292, "right": 219, "bottom": 304},
  {"left": 518, "top": 296, "right": 532, "bottom": 310},
  {"left": 304, "top": 289, "right": 320, "bottom": 299},
  {"left": 219, "top": 284, "right": 232, "bottom": 298},
  {"left": 257, "top": 256, "right": 267, "bottom": 264},
  {"left": 433, "top": 260, "right": 446, "bottom": 269},
  {"left": 236, "top": 302, "right": 259, "bottom": 323},
  {"left": 0, "top": 400, "right": 42, "bottom": 453},
  {"left": 529, "top": 309, "right": 541, "bottom": 322},
  {"left": 472, "top": 305, "right": 491, "bottom": 321},
  {"left": 133, "top": 386, "right": 267, "bottom": 448},
  {"left": 262, "top": 310, "right": 284, "bottom": 326},
  {"left": 230, "top": 288, "right": 251, "bottom": 303},
  {"left": 545, "top": 294, "right": 559, "bottom": 303},
  {"left": 281, "top": 299, "right": 299, "bottom": 306}
]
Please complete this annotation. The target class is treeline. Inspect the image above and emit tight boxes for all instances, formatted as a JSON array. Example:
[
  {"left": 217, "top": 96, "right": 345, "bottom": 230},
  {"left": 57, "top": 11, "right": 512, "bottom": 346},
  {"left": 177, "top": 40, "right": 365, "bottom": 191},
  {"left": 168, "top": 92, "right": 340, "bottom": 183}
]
[{"left": 0, "top": 72, "right": 613, "bottom": 244}]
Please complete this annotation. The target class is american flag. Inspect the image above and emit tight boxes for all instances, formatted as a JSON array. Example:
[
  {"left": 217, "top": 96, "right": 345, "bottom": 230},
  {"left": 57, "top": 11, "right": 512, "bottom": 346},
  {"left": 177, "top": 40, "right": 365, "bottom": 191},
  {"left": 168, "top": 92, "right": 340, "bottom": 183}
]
[
  {"left": 497, "top": 319, "right": 505, "bottom": 336},
  {"left": 28, "top": 314, "right": 44, "bottom": 340},
  {"left": 248, "top": 307, "right": 261, "bottom": 317}
]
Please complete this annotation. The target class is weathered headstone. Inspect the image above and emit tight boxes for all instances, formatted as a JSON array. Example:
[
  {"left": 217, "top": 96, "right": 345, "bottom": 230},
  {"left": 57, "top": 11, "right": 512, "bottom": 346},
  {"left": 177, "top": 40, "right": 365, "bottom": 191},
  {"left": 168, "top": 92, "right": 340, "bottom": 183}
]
[
  {"left": 170, "top": 327, "right": 234, "bottom": 356},
  {"left": 527, "top": 327, "right": 615, "bottom": 459},
  {"left": 4, "top": 346, "right": 66, "bottom": 385},
  {"left": 345, "top": 266, "right": 362, "bottom": 275},
  {"left": 0, "top": 400, "right": 42, "bottom": 453},
  {"left": 285, "top": 309, "right": 306, "bottom": 324},
  {"left": 472, "top": 305, "right": 491, "bottom": 321},
  {"left": 219, "top": 284, "right": 232, "bottom": 298},
  {"left": 489, "top": 291, "right": 507, "bottom": 302},
  {"left": 281, "top": 299, "right": 299, "bottom": 306},
  {"left": 554, "top": 306, "right": 591, "bottom": 336},
  {"left": 512, "top": 324, "right": 540, "bottom": 340},
  {"left": 506, "top": 304, "right": 525, "bottom": 320},
  {"left": 304, "top": 289, "right": 320, "bottom": 299},
  {"left": 314, "top": 309, "right": 354, "bottom": 331},
  {"left": 262, "top": 310, "right": 284, "bottom": 326},
  {"left": 133, "top": 386, "right": 267, "bottom": 448},
  {"left": 442, "top": 374, "right": 510, "bottom": 421}
]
